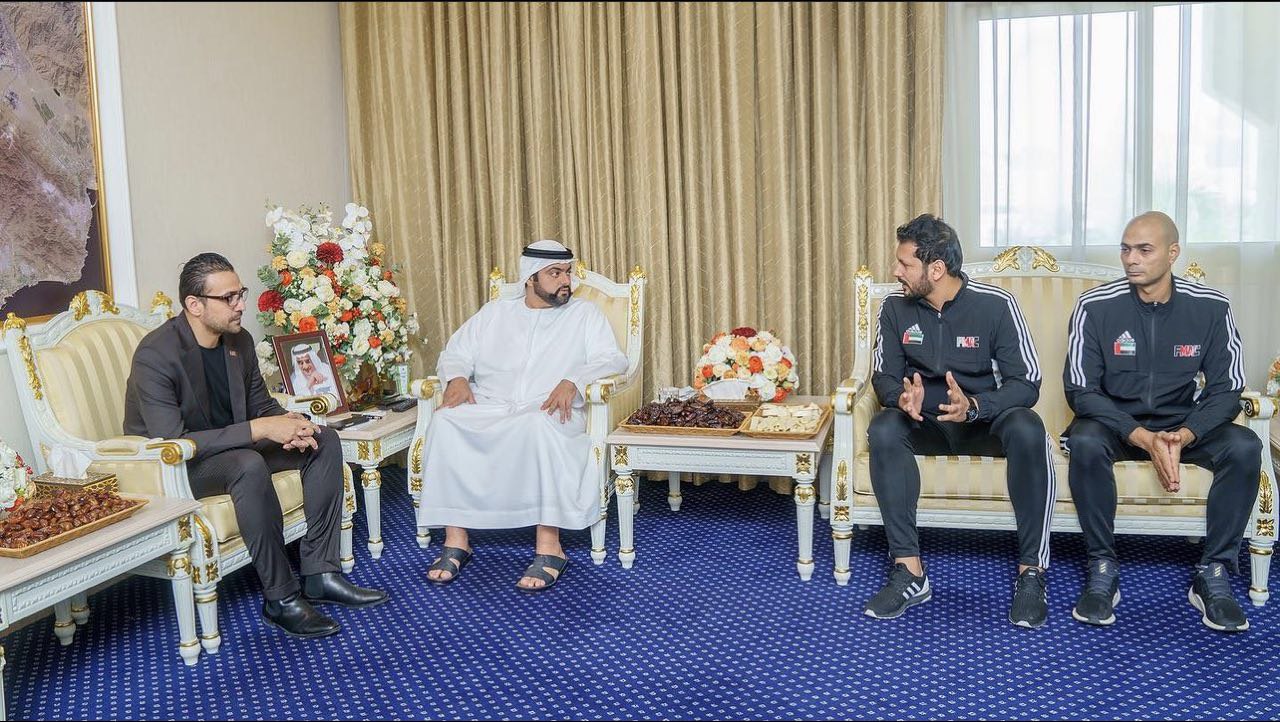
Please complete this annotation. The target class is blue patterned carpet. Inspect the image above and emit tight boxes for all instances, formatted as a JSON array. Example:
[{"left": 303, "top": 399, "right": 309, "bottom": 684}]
[{"left": 4, "top": 467, "right": 1278, "bottom": 720}]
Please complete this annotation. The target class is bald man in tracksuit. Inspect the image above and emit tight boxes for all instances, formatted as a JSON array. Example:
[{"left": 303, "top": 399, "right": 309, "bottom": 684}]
[
  {"left": 1063, "top": 211, "right": 1260, "bottom": 632},
  {"left": 864, "top": 214, "right": 1058, "bottom": 629}
]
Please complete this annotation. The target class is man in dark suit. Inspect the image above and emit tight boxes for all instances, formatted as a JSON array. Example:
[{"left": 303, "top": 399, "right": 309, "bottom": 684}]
[{"left": 124, "top": 253, "right": 386, "bottom": 639}]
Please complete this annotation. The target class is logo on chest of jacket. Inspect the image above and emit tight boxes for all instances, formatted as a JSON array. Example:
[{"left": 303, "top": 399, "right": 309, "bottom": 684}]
[
  {"left": 902, "top": 323, "right": 924, "bottom": 345},
  {"left": 1173, "top": 344, "right": 1201, "bottom": 358},
  {"left": 1113, "top": 331, "right": 1136, "bottom": 357},
  {"left": 955, "top": 336, "right": 980, "bottom": 349}
]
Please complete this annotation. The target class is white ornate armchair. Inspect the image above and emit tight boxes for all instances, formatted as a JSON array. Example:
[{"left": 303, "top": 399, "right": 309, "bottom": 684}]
[
  {"left": 830, "top": 247, "right": 1277, "bottom": 603},
  {"left": 2, "top": 291, "right": 356, "bottom": 664},
  {"left": 407, "top": 262, "right": 647, "bottom": 563}
]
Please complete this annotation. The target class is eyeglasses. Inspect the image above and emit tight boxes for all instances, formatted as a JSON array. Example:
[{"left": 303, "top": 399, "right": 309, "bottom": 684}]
[{"left": 196, "top": 287, "right": 250, "bottom": 306}]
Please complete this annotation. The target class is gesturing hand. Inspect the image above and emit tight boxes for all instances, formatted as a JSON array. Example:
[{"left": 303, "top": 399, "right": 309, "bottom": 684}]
[
  {"left": 899, "top": 373, "right": 925, "bottom": 421},
  {"left": 442, "top": 377, "right": 476, "bottom": 409},
  {"left": 1129, "top": 427, "right": 1185, "bottom": 493},
  {"left": 541, "top": 380, "right": 579, "bottom": 424},
  {"left": 937, "top": 371, "right": 972, "bottom": 423}
]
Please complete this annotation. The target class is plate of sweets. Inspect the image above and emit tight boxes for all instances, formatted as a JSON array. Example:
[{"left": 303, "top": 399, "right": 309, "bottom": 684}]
[
  {"left": 741, "top": 402, "right": 831, "bottom": 439},
  {"left": 618, "top": 399, "right": 750, "bottom": 437}
]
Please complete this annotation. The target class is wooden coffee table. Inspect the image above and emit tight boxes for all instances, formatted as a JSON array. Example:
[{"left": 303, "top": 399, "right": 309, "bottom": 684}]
[{"left": 0, "top": 495, "right": 201, "bottom": 720}]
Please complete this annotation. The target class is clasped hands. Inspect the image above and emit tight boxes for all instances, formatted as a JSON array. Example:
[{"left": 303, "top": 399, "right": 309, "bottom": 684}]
[
  {"left": 899, "top": 371, "right": 974, "bottom": 423},
  {"left": 1129, "top": 426, "right": 1195, "bottom": 493},
  {"left": 252, "top": 412, "right": 321, "bottom": 452},
  {"left": 443, "top": 377, "right": 578, "bottom": 423}
]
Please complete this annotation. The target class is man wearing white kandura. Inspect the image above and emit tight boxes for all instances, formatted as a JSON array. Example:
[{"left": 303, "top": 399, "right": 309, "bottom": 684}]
[{"left": 417, "top": 240, "right": 628, "bottom": 591}]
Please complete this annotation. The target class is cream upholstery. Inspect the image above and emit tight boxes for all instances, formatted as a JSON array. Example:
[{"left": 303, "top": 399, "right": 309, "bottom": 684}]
[
  {"left": 407, "top": 264, "right": 648, "bottom": 562},
  {"left": 830, "top": 247, "right": 1277, "bottom": 604},
  {"left": 3, "top": 291, "right": 355, "bottom": 662}
]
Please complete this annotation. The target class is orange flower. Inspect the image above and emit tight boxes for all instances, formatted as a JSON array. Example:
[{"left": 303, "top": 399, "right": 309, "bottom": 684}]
[
  {"left": 298, "top": 316, "right": 318, "bottom": 333},
  {"left": 333, "top": 354, "right": 346, "bottom": 367},
  {"left": 374, "top": 311, "right": 385, "bottom": 322},
  {"left": 701, "top": 365, "right": 714, "bottom": 379},
  {"left": 748, "top": 356, "right": 764, "bottom": 374},
  {"left": 280, "top": 270, "right": 293, "bottom": 286},
  {"left": 772, "top": 388, "right": 788, "bottom": 401},
  {"left": 730, "top": 337, "right": 749, "bottom": 352},
  {"left": 779, "top": 357, "right": 792, "bottom": 369},
  {"left": 340, "top": 310, "right": 355, "bottom": 323},
  {"left": 369, "top": 336, "right": 382, "bottom": 348}
]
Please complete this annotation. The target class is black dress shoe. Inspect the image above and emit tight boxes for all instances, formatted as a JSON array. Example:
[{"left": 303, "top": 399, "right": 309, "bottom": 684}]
[
  {"left": 302, "top": 572, "right": 389, "bottom": 608},
  {"left": 262, "top": 594, "right": 340, "bottom": 639}
]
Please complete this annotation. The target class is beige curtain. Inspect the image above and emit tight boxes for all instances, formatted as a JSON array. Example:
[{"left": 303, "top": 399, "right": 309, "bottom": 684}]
[{"left": 341, "top": 1, "right": 942, "bottom": 401}]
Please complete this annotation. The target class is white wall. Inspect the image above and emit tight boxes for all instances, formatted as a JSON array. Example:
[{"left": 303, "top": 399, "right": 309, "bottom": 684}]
[{"left": 0, "top": 2, "right": 349, "bottom": 463}]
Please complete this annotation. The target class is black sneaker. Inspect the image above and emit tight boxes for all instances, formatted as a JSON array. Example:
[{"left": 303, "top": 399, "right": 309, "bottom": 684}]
[
  {"left": 1189, "top": 562, "right": 1249, "bottom": 632},
  {"left": 1072, "top": 558, "right": 1120, "bottom": 626},
  {"left": 1010, "top": 568, "right": 1048, "bottom": 628},
  {"left": 864, "top": 562, "right": 931, "bottom": 620}
]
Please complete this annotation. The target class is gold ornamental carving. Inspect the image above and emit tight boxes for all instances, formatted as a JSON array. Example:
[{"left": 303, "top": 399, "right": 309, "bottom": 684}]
[
  {"left": 795, "top": 453, "right": 813, "bottom": 476},
  {"left": 152, "top": 291, "right": 174, "bottom": 318},
  {"left": 15, "top": 334, "right": 43, "bottom": 401},
  {"left": 594, "top": 446, "right": 602, "bottom": 466},
  {"left": 833, "top": 506, "right": 850, "bottom": 523},
  {"left": 576, "top": 261, "right": 588, "bottom": 280},
  {"left": 992, "top": 247, "right": 1022, "bottom": 272},
  {"left": 794, "top": 483, "right": 816, "bottom": 504},
  {"left": 1185, "top": 262, "right": 1207, "bottom": 283},
  {"left": 70, "top": 292, "right": 92, "bottom": 320},
  {"left": 836, "top": 460, "right": 848, "bottom": 501},
  {"left": 613, "top": 445, "right": 629, "bottom": 468},
  {"left": 166, "top": 556, "right": 191, "bottom": 577},
  {"left": 178, "top": 515, "right": 192, "bottom": 543},
  {"left": 204, "top": 561, "right": 220, "bottom": 583},
  {"left": 1260, "top": 472, "right": 1273, "bottom": 515},
  {"left": 629, "top": 284, "right": 641, "bottom": 335},
  {"left": 191, "top": 566, "right": 202, "bottom": 585},
  {"left": 410, "top": 437, "right": 424, "bottom": 475},
  {"left": 629, "top": 265, "right": 646, "bottom": 280},
  {"left": 96, "top": 291, "right": 120, "bottom": 315},
  {"left": 615, "top": 475, "right": 634, "bottom": 495},
  {"left": 855, "top": 266, "right": 872, "bottom": 341},
  {"left": 361, "top": 469, "right": 381, "bottom": 489},
  {"left": 489, "top": 267, "right": 505, "bottom": 300},
  {"left": 146, "top": 440, "right": 186, "bottom": 465},
  {"left": 192, "top": 515, "right": 215, "bottom": 558},
  {"left": 3, "top": 313, "right": 26, "bottom": 332},
  {"left": 357, "top": 439, "right": 382, "bottom": 461},
  {"left": 1257, "top": 519, "right": 1275, "bottom": 537}
]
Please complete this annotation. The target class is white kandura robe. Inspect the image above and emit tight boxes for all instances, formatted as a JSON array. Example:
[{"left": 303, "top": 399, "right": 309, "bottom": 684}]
[{"left": 418, "top": 297, "right": 629, "bottom": 529}]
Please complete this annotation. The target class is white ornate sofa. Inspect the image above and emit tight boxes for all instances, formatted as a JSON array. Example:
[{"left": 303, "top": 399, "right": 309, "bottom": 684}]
[
  {"left": 408, "top": 262, "right": 647, "bottom": 563},
  {"left": 830, "top": 247, "right": 1277, "bottom": 603},
  {"left": 3, "top": 291, "right": 356, "bottom": 663}
]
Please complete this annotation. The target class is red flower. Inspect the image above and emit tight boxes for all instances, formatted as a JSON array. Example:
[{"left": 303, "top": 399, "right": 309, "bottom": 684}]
[
  {"left": 369, "top": 336, "right": 382, "bottom": 348},
  {"left": 731, "top": 326, "right": 758, "bottom": 338},
  {"left": 340, "top": 310, "right": 355, "bottom": 323},
  {"left": 257, "top": 290, "right": 284, "bottom": 312},
  {"left": 333, "top": 354, "right": 346, "bottom": 367},
  {"left": 316, "top": 242, "right": 344, "bottom": 265},
  {"left": 748, "top": 356, "right": 764, "bottom": 374},
  {"left": 298, "top": 316, "right": 319, "bottom": 333}
]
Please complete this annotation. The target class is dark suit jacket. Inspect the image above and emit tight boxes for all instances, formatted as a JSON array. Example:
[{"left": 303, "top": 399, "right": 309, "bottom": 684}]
[{"left": 124, "top": 315, "right": 285, "bottom": 462}]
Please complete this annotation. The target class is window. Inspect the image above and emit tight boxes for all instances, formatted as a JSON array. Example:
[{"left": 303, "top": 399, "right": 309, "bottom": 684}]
[{"left": 945, "top": 2, "right": 1280, "bottom": 250}]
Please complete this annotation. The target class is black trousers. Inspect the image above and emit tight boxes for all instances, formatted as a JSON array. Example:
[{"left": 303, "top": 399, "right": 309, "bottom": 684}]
[
  {"left": 1064, "top": 418, "right": 1261, "bottom": 571},
  {"left": 868, "top": 407, "right": 1057, "bottom": 568},
  {"left": 187, "top": 426, "right": 345, "bottom": 600}
]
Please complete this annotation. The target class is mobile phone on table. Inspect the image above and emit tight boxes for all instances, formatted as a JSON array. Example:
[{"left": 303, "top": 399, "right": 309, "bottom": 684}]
[{"left": 329, "top": 413, "right": 373, "bottom": 431}]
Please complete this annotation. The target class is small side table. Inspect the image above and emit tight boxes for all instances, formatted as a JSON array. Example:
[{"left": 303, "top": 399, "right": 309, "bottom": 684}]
[
  {"left": 605, "top": 396, "right": 834, "bottom": 581},
  {"left": 336, "top": 407, "right": 418, "bottom": 561},
  {"left": 0, "top": 496, "right": 201, "bottom": 720}
]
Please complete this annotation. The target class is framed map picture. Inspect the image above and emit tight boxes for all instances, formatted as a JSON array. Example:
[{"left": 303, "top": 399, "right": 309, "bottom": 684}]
[{"left": 0, "top": 2, "right": 112, "bottom": 322}]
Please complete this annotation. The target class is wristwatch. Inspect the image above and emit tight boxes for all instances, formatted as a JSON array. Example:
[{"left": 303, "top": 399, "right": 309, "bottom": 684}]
[{"left": 965, "top": 396, "right": 980, "bottom": 423}]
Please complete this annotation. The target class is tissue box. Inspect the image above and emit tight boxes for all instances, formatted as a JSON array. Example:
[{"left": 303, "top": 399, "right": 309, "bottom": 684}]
[{"left": 32, "top": 470, "right": 119, "bottom": 497}]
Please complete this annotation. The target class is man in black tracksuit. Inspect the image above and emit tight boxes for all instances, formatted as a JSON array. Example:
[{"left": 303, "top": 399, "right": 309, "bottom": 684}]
[
  {"left": 865, "top": 214, "right": 1057, "bottom": 628},
  {"left": 1063, "top": 211, "right": 1260, "bottom": 632}
]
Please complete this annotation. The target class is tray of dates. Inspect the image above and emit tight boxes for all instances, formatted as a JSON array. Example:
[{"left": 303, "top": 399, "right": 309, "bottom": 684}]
[
  {"left": 618, "top": 399, "right": 750, "bottom": 436},
  {"left": 0, "top": 489, "right": 149, "bottom": 558}
]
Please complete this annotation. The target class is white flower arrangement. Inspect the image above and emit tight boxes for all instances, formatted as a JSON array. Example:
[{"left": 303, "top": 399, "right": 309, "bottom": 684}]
[
  {"left": 693, "top": 326, "right": 799, "bottom": 402},
  {"left": 255, "top": 203, "right": 423, "bottom": 384},
  {"left": 0, "top": 439, "right": 33, "bottom": 515}
]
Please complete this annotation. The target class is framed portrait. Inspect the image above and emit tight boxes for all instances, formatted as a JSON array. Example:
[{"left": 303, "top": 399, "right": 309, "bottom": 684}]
[
  {"left": 272, "top": 331, "right": 350, "bottom": 415},
  {"left": 0, "top": 2, "right": 113, "bottom": 322}
]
